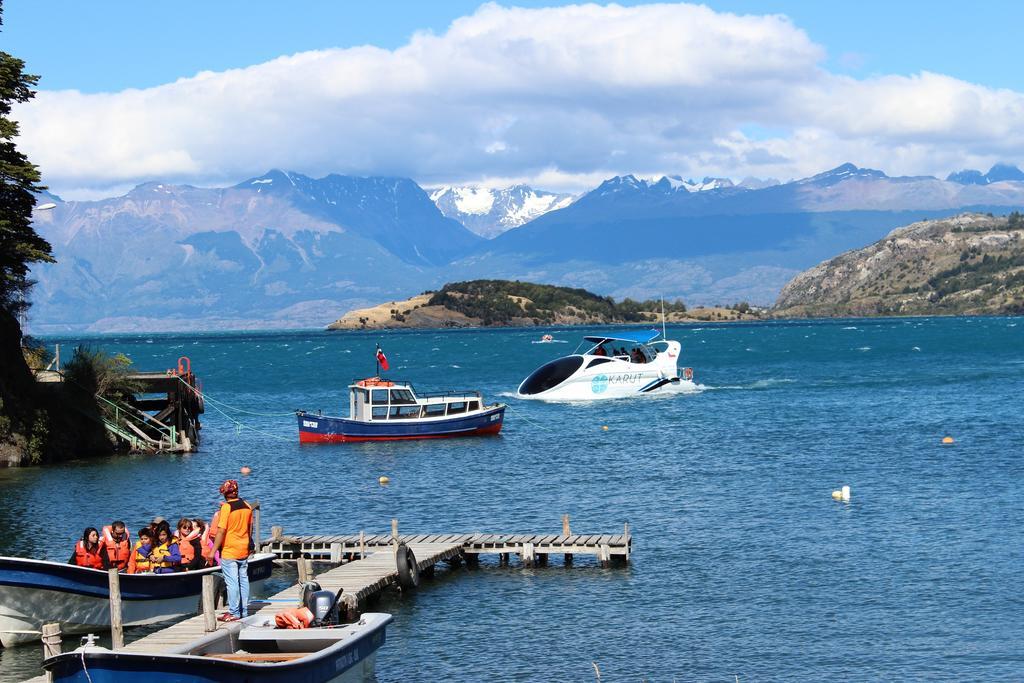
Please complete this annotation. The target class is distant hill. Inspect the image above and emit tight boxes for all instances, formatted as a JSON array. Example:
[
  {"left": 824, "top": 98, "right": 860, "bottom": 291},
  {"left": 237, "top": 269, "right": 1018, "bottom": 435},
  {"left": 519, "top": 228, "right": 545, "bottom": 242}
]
[
  {"left": 773, "top": 213, "right": 1024, "bottom": 317},
  {"left": 326, "top": 280, "right": 704, "bottom": 329}
]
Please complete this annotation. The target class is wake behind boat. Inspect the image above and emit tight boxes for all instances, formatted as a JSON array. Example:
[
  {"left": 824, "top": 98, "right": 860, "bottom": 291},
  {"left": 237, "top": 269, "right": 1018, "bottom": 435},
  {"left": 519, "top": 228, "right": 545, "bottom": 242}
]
[
  {"left": 0, "top": 553, "right": 275, "bottom": 647},
  {"left": 517, "top": 329, "right": 695, "bottom": 401},
  {"left": 297, "top": 377, "right": 505, "bottom": 443}
]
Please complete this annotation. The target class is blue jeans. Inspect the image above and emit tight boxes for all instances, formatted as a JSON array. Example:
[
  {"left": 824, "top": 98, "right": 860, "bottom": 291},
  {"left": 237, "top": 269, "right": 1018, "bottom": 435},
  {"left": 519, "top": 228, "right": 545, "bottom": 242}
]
[{"left": 220, "top": 557, "right": 249, "bottom": 618}]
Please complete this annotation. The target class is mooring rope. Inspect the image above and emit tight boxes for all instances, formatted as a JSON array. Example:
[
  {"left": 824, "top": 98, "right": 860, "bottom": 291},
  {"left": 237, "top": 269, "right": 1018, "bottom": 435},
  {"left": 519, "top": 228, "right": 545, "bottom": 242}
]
[
  {"left": 502, "top": 401, "right": 556, "bottom": 432},
  {"left": 203, "top": 399, "right": 293, "bottom": 442},
  {"left": 173, "top": 375, "right": 296, "bottom": 417}
]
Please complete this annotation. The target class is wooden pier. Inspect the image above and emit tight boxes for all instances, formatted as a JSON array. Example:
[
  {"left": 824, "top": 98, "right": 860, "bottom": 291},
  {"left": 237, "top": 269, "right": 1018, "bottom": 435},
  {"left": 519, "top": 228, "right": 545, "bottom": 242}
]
[
  {"left": 34, "top": 352, "right": 204, "bottom": 454},
  {"left": 25, "top": 518, "right": 629, "bottom": 681}
]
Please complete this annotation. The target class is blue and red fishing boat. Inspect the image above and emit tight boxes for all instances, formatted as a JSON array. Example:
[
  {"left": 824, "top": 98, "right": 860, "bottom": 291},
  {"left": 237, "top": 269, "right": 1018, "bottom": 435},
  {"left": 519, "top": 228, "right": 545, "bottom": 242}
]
[{"left": 297, "top": 377, "right": 505, "bottom": 443}]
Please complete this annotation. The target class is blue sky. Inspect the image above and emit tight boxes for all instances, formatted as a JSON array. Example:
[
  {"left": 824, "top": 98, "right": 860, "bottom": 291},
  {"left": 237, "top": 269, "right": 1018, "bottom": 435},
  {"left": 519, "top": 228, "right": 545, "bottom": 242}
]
[
  {"left": 5, "top": 1, "right": 1024, "bottom": 198},
  {"left": 7, "top": 1, "right": 1019, "bottom": 93}
]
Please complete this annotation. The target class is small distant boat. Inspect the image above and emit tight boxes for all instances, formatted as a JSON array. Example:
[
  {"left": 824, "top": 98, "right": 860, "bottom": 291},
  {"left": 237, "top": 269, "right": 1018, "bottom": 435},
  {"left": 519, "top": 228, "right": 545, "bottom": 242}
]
[
  {"left": 532, "top": 334, "right": 567, "bottom": 344},
  {"left": 517, "top": 329, "right": 695, "bottom": 401},
  {"left": 43, "top": 611, "right": 393, "bottom": 683},
  {"left": 297, "top": 378, "right": 506, "bottom": 443},
  {"left": 0, "top": 554, "right": 275, "bottom": 648}
]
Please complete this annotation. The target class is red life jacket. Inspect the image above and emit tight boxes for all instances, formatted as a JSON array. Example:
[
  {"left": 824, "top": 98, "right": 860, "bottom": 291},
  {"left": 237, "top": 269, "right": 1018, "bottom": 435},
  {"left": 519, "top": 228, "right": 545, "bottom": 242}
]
[
  {"left": 101, "top": 526, "right": 132, "bottom": 570},
  {"left": 74, "top": 540, "right": 105, "bottom": 569}
]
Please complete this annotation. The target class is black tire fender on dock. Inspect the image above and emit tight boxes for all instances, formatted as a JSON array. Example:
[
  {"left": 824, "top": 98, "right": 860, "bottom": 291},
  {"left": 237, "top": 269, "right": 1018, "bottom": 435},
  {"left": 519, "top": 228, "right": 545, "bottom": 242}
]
[{"left": 395, "top": 544, "right": 419, "bottom": 589}]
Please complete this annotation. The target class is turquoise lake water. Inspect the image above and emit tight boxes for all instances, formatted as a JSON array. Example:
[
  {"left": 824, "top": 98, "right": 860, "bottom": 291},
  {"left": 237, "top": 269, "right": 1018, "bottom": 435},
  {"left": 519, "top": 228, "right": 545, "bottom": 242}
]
[{"left": 1, "top": 317, "right": 1022, "bottom": 681}]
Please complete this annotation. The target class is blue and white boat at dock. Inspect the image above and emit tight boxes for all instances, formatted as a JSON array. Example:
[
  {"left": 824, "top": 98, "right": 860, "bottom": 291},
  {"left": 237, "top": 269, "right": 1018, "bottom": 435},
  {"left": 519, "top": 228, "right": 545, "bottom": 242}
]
[
  {"left": 0, "top": 554, "right": 275, "bottom": 648},
  {"left": 517, "top": 330, "right": 695, "bottom": 400}
]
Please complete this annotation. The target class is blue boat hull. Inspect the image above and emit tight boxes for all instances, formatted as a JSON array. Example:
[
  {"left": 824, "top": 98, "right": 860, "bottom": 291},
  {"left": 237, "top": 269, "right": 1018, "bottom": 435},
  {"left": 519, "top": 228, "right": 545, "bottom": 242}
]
[
  {"left": 297, "top": 405, "right": 505, "bottom": 442},
  {"left": 44, "top": 615, "right": 389, "bottom": 683}
]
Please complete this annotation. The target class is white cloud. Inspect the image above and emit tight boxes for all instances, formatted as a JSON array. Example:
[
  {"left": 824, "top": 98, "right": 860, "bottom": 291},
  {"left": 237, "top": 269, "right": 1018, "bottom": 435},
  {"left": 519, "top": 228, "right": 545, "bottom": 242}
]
[{"left": 14, "top": 2, "right": 1024, "bottom": 198}]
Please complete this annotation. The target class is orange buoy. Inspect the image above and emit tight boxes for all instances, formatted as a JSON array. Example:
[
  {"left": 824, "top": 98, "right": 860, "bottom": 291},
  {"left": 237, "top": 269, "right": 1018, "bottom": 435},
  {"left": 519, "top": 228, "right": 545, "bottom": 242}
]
[{"left": 941, "top": 436, "right": 954, "bottom": 445}]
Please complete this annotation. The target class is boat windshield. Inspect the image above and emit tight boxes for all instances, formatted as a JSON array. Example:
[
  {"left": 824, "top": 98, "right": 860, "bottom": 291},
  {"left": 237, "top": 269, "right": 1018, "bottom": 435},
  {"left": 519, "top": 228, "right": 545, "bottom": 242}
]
[{"left": 519, "top": 356, "right": 584, "bottom": 395}]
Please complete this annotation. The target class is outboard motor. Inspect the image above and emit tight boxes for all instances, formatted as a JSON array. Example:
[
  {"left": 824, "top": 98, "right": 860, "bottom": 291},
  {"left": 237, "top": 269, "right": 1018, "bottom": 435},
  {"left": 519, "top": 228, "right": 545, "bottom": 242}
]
[
  {"left": 300, "top": 581, "right": 322, "bottom": 607},
  {"left": 303, "top": 587, "right": 345, "bottom": 626}
]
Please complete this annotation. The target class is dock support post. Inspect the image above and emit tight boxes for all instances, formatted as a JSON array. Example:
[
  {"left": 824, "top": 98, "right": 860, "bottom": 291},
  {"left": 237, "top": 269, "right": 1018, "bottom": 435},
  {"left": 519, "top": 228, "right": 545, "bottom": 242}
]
[
  {"left": 522, "top": 542, "right": 535, "bottom": 567},
  {"left": 563, "top": 513, "right": 573, "bottom": 565},
  {"left": 342, "top": 594, "right": 360, "bottom": 622},
  {"left": 108, "top": 568, "right": 124, "bottom": 649},
  {"left": 41, "top": 622, "right": 61, "bottom": 682},
  {"left": 297, "top": 557, "right": 309, "bottom": 584},
  {"left": 270, "top": 525, "right": 282, "bottom": 542},
  {"left": 391, "top": 519, "right": 399, "bottom": 550},
  {"left": 330, "top": 542, "right": 343, "bottom": 564},
  {"left": 252, "top": 501, "right": 261, "bottom": 551},
  {"left": 359, "top": 530, "right": 366, "bottom": 559},
  {"left": 599, "top": 544, "right": 611, "bottom": 568},
  {"left": 624, "top": 522, "right": 630, "bottom": 564},
  {"left": 202, "top": 574, "right": 217, "bottom": 632}
]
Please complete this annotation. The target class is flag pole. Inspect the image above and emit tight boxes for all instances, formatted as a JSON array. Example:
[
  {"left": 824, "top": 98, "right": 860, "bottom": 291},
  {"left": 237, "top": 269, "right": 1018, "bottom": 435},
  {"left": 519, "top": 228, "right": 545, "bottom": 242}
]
[{"left": 375, "top": 344, "right": 380, "bottom": 377}]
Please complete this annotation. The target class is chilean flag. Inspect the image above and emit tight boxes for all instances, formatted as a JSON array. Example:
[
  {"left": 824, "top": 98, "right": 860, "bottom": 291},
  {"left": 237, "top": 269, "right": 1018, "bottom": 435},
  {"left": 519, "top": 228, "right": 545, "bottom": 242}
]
[{"left": 376, "top": 345, "right": 389, "bottom": 371}]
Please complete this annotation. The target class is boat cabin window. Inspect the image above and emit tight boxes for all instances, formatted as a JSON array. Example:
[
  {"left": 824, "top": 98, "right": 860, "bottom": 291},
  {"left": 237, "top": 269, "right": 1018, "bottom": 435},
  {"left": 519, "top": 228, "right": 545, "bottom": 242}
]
[
  {"left": 467, "top": 400, "right": 479, "bottom": 412},
  {"left": 389, "top": 405, "right": 421, "bottom": 419},
  {"left": 371, "top": 389, "right": 388, "bottom": 404},
  {"left": 586, "top": 357, "right": 613, "bottom": 369},
  {"left": 447, "top": 401, "right": 467, "bottom": 415},
  {"left": 371, "top": 406, "right": 388, "bottom": 419},
  {"left": 390, "top": 389, "right": 416, "bottom": 404},
  {"left": 423, "top": 403, "right": 446, "bottom": 417}
]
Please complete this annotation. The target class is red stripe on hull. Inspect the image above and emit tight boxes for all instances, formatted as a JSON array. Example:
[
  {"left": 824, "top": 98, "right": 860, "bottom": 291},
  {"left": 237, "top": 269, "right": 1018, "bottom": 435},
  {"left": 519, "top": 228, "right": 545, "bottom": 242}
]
[{"left": 299, "top": 421, "right": 503, "bottom": 443}]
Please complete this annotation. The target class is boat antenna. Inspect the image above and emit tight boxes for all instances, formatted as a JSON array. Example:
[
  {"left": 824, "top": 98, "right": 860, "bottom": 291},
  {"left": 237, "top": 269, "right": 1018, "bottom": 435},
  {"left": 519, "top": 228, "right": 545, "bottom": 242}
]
[{"left": 661, "top": 296, "right": 667, "bottom": 339}]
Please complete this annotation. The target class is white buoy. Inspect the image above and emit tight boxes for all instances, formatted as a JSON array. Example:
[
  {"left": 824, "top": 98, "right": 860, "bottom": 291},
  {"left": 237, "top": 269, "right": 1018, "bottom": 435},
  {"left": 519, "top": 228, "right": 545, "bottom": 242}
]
[
  {"left": 841, "top": 485, "right": 851, "bottom": 502},
  {"left": 378, "top": 476, "right": 390, "bottom": 485}
]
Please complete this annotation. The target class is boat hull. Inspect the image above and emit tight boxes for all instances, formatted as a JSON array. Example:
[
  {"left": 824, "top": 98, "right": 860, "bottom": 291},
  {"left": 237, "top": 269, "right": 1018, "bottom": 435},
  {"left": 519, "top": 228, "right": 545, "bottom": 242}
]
[
  {"left": 297, "top": 405, "right": 505, "bottom": 443},
  {"left": 0, "top": 554, "right": 274, "bottom": 647},
  {"left": 44, "top": 613, "right": 391, "bottom": 683}
]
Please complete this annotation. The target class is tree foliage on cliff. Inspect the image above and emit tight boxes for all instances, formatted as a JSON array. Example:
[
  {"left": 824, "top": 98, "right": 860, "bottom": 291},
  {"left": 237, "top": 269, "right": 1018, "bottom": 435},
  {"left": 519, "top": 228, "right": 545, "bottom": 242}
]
[
  {"left": 427, "top": 280, "right": 686, "bottom": 325},
  {"left": 0, "top": 3, "right": 54, "bottom": 317}
]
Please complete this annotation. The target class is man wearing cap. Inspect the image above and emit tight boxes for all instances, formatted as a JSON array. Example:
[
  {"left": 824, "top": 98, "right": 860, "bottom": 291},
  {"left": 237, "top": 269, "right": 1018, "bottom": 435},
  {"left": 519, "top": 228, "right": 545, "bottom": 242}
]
[{"left": 212, "top": 479, "right": 253, "bottom": 622}]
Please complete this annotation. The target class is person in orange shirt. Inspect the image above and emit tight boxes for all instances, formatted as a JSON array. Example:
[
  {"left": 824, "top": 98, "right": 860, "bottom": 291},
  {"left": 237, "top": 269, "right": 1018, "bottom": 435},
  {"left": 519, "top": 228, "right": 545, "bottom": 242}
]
[{"left": 212, "top": 479, "right": 253, "bottom": 621}]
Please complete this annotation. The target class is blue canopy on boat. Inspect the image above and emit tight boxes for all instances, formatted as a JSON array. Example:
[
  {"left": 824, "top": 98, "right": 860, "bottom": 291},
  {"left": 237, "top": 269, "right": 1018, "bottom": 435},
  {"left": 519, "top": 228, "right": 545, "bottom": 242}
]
[{"left": 583, "top": 329, "right": 660, "bottom": 344}]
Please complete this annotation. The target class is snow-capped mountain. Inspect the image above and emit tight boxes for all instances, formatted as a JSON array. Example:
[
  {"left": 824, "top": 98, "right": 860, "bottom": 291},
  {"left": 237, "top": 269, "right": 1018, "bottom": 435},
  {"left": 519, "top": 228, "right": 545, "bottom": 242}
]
[{"left": 429, "top": 185, "right": 575, "bottom": 238}]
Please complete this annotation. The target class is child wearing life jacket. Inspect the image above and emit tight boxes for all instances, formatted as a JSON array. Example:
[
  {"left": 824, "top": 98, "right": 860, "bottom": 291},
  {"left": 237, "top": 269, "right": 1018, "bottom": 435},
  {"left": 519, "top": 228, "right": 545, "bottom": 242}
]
[
  {"left": 128, "top": 527, "right": 154, "bottom": 574},
  {"left": 69, "top": 527, "right": 108, "bottom": 569},
  {"left": 100, "top": 520, "right": 132, "bottom": 572},
  {"left": 150, "top": 522, "right": 183, "bottom": 574}
]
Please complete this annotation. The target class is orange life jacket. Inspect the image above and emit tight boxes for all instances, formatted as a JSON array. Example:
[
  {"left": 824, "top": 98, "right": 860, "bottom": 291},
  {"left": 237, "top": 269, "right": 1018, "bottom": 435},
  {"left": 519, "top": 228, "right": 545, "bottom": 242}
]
[
  {"left": 176, "top": 535, "right": 195, "bottom": 566},
  {"left": 274, "top": 607, "right": 314, "bottom": 629},
  {"left": 101, "top": 526, "right": 132, "bottom": 570},
  {"left": 73, "top": 540, "right": 105, "bottom": 570}
]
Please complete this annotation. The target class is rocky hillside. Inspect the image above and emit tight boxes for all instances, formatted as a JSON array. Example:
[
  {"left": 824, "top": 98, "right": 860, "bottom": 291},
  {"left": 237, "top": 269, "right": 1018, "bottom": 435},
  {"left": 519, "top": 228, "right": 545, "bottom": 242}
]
[{"left": 773, "top": 213, "right": 1024, "bottom": 317}]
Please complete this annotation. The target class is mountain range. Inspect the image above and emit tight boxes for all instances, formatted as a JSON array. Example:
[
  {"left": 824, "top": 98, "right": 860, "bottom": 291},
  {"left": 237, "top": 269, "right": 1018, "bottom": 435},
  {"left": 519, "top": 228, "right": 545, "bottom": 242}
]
[{"left": 26, "top": 163, "right": 1024, "bottom": 331}]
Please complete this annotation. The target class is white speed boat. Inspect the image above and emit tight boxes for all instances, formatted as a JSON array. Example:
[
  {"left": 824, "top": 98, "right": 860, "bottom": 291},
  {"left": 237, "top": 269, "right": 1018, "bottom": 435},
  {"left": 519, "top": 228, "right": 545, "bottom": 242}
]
[{"left": 517, "top": 330, "right": 695, "bottom": 401}]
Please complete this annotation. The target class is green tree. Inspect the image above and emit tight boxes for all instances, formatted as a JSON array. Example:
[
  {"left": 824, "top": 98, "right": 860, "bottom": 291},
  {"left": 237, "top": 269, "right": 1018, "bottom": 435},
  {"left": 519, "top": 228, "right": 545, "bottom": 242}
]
[{"left": 0, "top": 3, "right": 54, "bottom": 318}]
